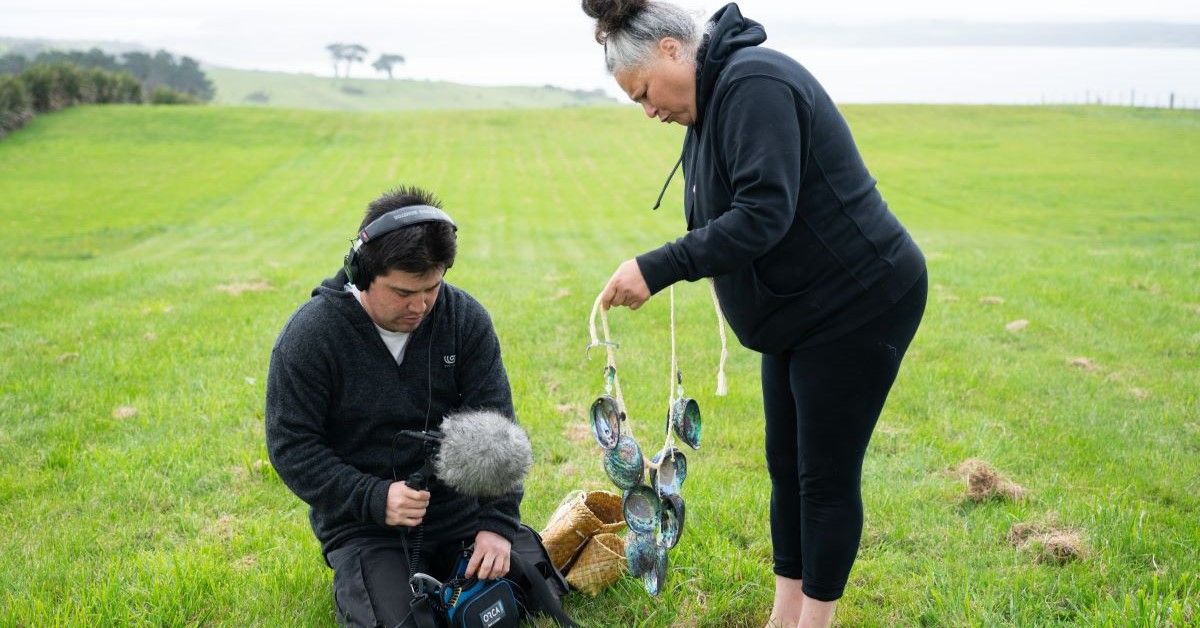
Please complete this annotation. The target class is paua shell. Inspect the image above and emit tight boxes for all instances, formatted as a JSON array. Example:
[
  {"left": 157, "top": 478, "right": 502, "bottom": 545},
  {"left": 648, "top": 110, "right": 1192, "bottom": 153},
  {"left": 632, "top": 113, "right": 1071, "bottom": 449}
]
[
  {"left": 659, "top": 493, "right": 686, "bottom": 549},
  {"left": 642, "top": 544, "right": 669, "bottom": 596},
  {"left": 671, "top": 397, "right": 702, "bottom": 450},
  {"left": 622, "top": 484, "right": 662, "bottom": 535},
  {"left": 602, "top": 434, "right": 643, "bottom": 490},
  {"left": 649, "top": 446, "right": 687, "bottom": 496},
  {"left": 590, "top": 394, "right": 621, "bottom": 450},
  {"left": 625, "top": 530, "right": 657, "bottom": 577}
]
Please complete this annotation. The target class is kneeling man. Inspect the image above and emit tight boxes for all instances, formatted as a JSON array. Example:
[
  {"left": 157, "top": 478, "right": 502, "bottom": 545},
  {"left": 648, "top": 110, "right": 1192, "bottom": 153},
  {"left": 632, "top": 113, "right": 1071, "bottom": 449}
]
[{"left": 266, "top": 185, "right": 523, "bottom": 627}]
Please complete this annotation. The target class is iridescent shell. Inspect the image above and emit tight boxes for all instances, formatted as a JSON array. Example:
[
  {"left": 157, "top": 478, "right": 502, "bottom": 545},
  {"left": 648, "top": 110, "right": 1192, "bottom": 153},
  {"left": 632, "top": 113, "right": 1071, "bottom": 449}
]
[
  {"left": 671, "top": 397, "right": 701, "bottom": 450},
  {"left": 625, "top": 530, "right": 657, "bottom": 577},
  {"left": 642, "top": 544, "right": 669, "bottom": 596},
  {"left": 622, "top": 484, "right": 662, "bottom": 535},
  {"left": 659, "top": 493, "right": 685, "bottom": 549},
  {"left": 602, "top": 434, "right": 643, "bottom": 490},
  {"left": 649, "top": 446, "right": 687, "bottom": 496},
  {"left": 590, "top": 394, "right": 621, "bottom": 450}
]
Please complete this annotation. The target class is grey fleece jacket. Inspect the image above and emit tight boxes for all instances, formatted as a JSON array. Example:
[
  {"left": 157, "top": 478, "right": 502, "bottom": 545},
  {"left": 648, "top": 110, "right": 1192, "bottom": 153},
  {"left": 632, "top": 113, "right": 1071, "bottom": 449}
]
[{"left": 265, "top": 269, "right": 522, "bottom": 557}]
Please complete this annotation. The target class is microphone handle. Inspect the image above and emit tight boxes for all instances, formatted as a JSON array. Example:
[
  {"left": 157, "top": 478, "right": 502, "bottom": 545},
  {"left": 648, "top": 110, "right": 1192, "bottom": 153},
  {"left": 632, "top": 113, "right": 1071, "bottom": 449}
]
[
  {"left": 407, "top": 459, "right": 435, "bottom": 491},
  {"left": 407, "top": 471, "right": 428, "bottom": 491}
]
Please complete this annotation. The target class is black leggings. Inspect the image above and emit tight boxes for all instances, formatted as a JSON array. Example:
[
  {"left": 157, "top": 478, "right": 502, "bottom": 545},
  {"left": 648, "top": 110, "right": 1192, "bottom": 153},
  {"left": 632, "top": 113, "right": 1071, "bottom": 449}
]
[{"left": 762, "top": 272, "right": 926, "bottom": 601}]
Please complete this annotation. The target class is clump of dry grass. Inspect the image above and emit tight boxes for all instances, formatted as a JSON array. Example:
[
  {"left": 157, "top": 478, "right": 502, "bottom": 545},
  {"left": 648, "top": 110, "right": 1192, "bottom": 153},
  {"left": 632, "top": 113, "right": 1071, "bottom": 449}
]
[
  {"left": 204, "top": 514, "right": 237, "bottom": 541},
  {"left": 563, "top": 421, "right": 591, "bottom": 444},
  {"left": 1067, "top": 356, "right": 1097, "bottom": 371},
  {"left": 1005, "top": 319, "right": 1029, "bottom": 332},
  {"left": 956, "top": 458, "right": 1028, "bottom": 502},
  {"left": 1008, "top": 518, "right": 1089, "bottom": 564}
]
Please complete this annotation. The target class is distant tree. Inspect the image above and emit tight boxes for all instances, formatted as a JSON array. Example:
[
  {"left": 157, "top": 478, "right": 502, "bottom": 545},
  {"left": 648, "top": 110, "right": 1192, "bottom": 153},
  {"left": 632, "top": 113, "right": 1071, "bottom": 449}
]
[
  {"left": 0, "top": 54, "right": 29, "bottom": 75},
  {"left": 175, "top": 56, "right": 215, "bottom": 101},
  {"left": 120, "top": 51, "right": 152, "bottom": 82},
  {"left": 0, "top": 74, "right": 34, "bottom": 136},
  {"left": 341, "top": 44, "right": 368, "bottom": 78},
  {"left": 371, "top": 53, "right": 405, "bottom": 80},
  {"left": 115, "top": 50, "right": 212, "bottom": 101},
  {"left": 325, "top": 43, "right": 347, "bottom": 79},
  {"left": 21, "top": 64, "right": 79, "bottom": 112}
]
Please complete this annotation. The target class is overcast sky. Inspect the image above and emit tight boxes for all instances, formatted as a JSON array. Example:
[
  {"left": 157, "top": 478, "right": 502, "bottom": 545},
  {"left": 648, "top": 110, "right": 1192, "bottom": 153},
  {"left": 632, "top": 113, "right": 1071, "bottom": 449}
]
[{"left": 4, "top": 0, "right": 1199, "bottom": 90}]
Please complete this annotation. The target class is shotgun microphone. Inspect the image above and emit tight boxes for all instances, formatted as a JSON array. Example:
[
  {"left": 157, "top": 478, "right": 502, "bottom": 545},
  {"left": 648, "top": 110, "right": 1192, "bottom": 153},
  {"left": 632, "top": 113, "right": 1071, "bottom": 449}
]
[{"left": 400, "top": 409, "right": 532, "bottom": 497}]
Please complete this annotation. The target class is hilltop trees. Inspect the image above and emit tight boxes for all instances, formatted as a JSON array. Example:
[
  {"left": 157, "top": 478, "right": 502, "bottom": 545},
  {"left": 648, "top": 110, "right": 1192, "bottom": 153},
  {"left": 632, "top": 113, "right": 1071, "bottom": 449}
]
[
  {"left": 371, "top": 54, "right": 406, "bottom": 80},
  {"left": 119, "top": 51, "right": 214, "bottom": 101},
  {"left": 326, "top": 43, "right": 369, "bottom": 79},
  {"left": 342, "top": 44, "right": 368, "bottom": 78}
]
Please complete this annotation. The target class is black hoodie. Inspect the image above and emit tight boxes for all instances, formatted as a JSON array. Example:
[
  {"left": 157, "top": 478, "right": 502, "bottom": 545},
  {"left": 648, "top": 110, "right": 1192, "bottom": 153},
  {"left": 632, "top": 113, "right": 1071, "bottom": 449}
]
[
  {"left": 636, "top": 3, "right": 925, "bottom": 352},
  {"left": 265, "top": 270, "right": 521, "bottom": 557}
]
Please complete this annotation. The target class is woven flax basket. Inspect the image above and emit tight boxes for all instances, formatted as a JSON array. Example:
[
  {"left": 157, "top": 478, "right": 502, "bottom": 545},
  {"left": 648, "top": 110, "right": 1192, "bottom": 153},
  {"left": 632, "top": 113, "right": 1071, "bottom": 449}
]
[
  {"left": 564, "top": 532, "right": 627, "bottom": 596},
  {"left": 540, "top": 490, "right": 626, "bottom": 571}
]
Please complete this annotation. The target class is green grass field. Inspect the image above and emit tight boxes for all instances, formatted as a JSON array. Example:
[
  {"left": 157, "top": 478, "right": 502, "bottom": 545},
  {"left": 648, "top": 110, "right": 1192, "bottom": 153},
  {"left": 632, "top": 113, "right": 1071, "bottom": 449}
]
[
  {"left": 207, "top": 67, "right": 617, "bottom": 110},
  {"left": 0, "top": 103, "right": 1197, "bottom": 626}
]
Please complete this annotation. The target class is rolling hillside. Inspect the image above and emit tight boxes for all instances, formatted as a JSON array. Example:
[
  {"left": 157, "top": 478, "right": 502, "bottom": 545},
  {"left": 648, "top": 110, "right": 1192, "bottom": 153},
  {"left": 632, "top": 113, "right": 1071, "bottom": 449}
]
[{"left": 207, "top": 66, "right": 618, "bottom": 111}]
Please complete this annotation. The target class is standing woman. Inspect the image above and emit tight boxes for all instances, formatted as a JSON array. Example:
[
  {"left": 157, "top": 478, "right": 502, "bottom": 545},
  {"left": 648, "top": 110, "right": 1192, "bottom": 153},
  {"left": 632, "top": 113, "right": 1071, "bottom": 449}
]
[{"left": 582, "top": 1, "right": 927, "bottom": 626}]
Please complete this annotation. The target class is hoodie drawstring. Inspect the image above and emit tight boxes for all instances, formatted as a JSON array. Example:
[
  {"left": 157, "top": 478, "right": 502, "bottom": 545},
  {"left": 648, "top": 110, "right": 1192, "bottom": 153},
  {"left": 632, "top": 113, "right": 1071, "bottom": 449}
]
[{"left": 651, "top": 151, "right": 683, "bottom": 211}]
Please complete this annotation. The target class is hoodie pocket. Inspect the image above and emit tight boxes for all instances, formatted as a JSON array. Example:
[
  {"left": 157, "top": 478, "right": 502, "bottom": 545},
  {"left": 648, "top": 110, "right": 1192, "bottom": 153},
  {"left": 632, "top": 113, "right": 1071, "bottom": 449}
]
[
  {"left": 750, "top": 257, "right": 818, "bottom": 306},
  {"left": 714, "top": 262, "right": 817, "bottom": 341}
]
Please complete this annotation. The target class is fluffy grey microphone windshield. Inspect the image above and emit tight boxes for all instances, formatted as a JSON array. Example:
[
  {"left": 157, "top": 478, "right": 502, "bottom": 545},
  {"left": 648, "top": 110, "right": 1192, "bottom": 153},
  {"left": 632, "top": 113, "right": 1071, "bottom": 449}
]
[{"left": 434, "top": 410, "right": 533, "bottom": 497}]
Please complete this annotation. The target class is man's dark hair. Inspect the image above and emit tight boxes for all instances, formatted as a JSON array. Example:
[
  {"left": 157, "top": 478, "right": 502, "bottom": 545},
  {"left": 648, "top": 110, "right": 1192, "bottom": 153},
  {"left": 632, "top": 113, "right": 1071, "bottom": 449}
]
[{"left": 352, "top": 185, "right": 457, "bottom": 291}]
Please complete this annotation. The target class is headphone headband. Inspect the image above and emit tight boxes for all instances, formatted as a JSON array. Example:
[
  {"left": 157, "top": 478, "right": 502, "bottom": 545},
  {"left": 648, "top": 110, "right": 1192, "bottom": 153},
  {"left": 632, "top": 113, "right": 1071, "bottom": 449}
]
[
  {"left": 357, "top": 205, "right": 457, "bottom": 245},
  {"left": 344, "top": 204, "right": 457, "bottom": 286}
]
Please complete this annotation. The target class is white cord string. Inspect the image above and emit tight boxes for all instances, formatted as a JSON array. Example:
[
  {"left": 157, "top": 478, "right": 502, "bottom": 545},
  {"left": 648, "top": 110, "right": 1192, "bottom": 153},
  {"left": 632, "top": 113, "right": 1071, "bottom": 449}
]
[
  {"left": 663, "top": 285, "right": 678, "bottom": 453},
  {"left": 709, "top": 279, "right": 730, "bottom": 396},
  {"left": 588, "top": 293, "right": 627, "bottom": 419}
]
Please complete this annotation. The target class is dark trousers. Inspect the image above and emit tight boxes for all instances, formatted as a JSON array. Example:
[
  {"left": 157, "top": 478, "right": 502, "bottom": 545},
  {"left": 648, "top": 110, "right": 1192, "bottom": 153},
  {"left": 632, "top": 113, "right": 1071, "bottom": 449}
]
[
  {"left": 327, "top": 525, "right": 572, "bottom": 628},
  {"left": 328, "top": 533, "right": 469, "bottom": 628},
  {"left": 762, "top": 272, "right": 926, "bottom": 602}
]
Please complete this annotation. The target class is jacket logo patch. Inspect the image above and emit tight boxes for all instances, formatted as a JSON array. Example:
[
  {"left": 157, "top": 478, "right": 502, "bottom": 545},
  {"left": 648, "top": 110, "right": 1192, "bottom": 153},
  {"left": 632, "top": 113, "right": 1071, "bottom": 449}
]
[{"left": 443, "top": 354, "right": 456, "bottom": 367}]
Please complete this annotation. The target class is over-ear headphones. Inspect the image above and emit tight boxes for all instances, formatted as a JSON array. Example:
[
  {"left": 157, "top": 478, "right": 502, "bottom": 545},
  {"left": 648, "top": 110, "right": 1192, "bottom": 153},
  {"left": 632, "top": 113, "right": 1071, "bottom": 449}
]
[{"left": 343, "top": 204, "right": 457, "bottom": 287}]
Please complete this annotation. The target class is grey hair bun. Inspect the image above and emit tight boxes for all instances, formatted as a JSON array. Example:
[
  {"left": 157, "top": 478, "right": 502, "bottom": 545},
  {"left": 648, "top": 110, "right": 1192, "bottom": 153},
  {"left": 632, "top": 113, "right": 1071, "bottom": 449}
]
[{"left": 581, "top": 0, "right": 650, "bottom": 44}]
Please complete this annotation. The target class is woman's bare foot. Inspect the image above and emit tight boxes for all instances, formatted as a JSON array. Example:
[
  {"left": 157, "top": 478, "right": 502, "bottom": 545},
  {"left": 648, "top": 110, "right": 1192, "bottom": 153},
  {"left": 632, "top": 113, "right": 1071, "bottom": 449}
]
[
  {"left": 797, "top": 595, "right": 837, "bottom": 628},
  {"left": 767, "top": 575, "right": 805, "bottom": 627}
]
